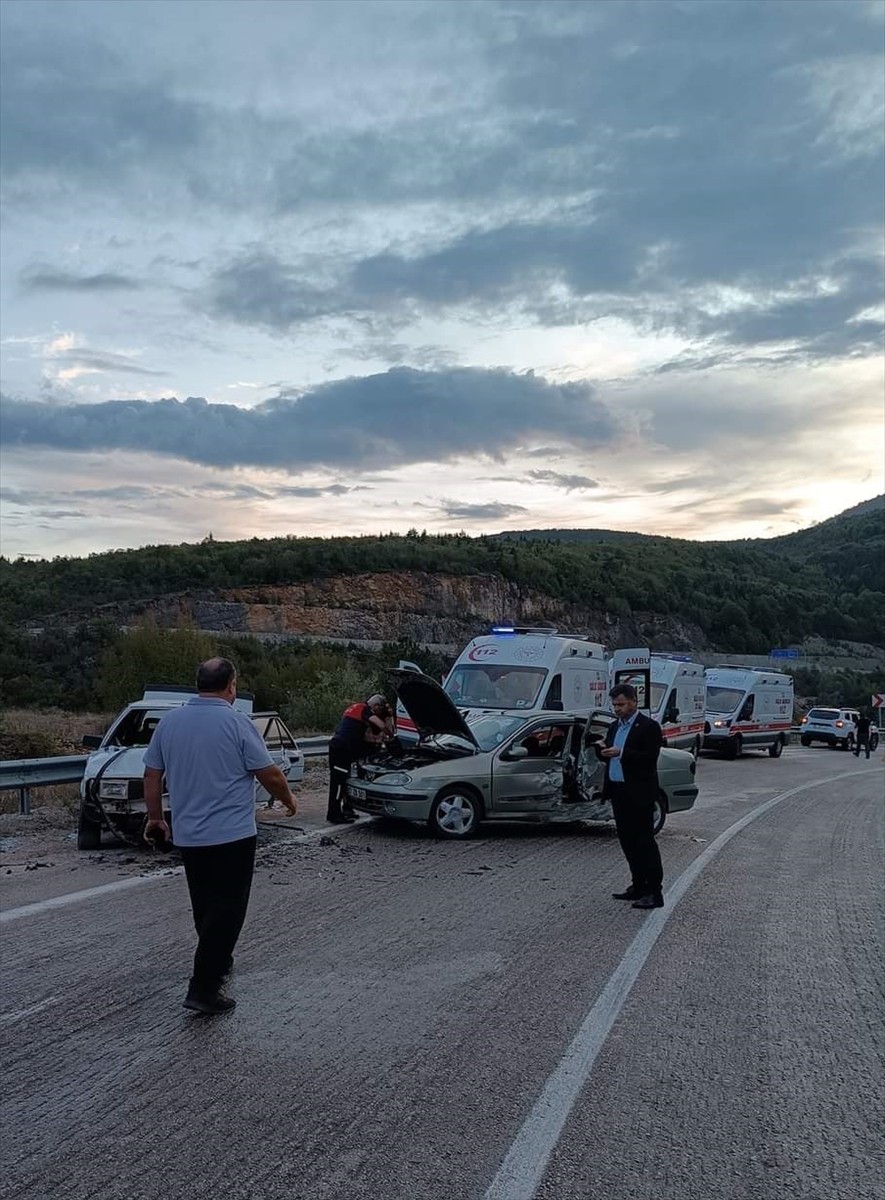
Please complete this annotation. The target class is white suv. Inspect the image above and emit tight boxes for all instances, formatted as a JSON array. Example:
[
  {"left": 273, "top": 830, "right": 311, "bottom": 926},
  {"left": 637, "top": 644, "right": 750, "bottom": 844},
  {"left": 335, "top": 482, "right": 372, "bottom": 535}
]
[
  {"left": 78, "top": 686, "right": 304, "bottom": 849},
  {"left": 799, "top": 707, "right": 878, "bottom": 751}
]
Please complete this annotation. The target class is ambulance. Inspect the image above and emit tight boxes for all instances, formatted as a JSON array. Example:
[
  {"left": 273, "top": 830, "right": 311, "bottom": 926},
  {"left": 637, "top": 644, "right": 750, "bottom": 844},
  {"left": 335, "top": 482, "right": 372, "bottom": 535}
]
[
  {"left": 611, "top": 650, "right": 706, "bottom": 755},
  {"left": 703, "top": 666, "right": 794, "bottom": 759},
  {"left": 395, "top": 626, "right": 609, "bottom": 741}
]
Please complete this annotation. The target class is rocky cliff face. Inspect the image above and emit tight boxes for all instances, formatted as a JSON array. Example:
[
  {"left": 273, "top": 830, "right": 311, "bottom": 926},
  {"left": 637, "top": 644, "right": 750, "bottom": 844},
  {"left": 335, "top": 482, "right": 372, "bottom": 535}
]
[{"left": 42, "top": 571, "right": 708, "bottom": 653}]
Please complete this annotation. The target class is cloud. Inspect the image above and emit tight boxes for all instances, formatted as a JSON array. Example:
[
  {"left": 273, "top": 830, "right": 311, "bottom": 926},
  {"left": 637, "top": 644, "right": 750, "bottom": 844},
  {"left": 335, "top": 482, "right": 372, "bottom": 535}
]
[
  {"left": 0, "top": 366, "right": 619, "bottom": 472},
  {"left": 19, "top": 267, "right": 141, "bottom": 292},
  {"left": 438, "top": 500, "right": 529, "bottom": 520},
  {"left": 527, "top": 469, "right": 598, "bottom": 491}
]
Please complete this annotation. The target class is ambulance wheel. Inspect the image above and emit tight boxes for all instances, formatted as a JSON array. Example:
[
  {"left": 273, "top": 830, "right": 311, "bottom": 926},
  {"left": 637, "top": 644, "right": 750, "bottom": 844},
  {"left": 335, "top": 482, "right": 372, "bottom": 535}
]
[
  {"left": 768, "top": 736, "right": 784, "bottom": 758},
  {"left": 653, "top": 794, "right": 667, "bottom": 836},
  {"left": 691, "top": 736, "right": 701, "bottom": 760},
  {"left": 723, "top": 735, "right": 742, "bottom": 760},
  {"left": 800, "top": 736, "right": 811, "bottom": 747}
]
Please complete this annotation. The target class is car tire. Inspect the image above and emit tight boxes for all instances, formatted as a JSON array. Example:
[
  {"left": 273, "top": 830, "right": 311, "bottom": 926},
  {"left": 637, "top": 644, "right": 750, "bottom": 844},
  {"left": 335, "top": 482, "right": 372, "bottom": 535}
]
[
  {"left": 871, "top": 731, "right": 880, "bottom": 752},
  {"left": 429, "top": 785, "right": 483, "bottom": 840},
  {"left": 841, "top": 735, "right": 854, "bottom": 752},
  {"left": 653, "top": 793, "right": 667, "bottom": 836},
  {"left": 77, "top": 801, "right": 102, "bottom": 851},
  {"left": 800, "top": 736, "right": 811, "bottom": 747},
  {"left": 691, "top": 736, "right": 701, "bottom": 760},
  {"left": 768, "top": 736, "right": 784, "bottom": 758},
  {"left": 723, "top": 735, "right": 742, "bottom": 760}
]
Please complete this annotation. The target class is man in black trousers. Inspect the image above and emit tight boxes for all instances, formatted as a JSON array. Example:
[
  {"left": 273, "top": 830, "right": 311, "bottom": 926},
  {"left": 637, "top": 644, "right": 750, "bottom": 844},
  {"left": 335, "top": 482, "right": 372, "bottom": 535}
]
[
  {"left": 144, "top": 658, "right": 298, "bottom": 1015},
  {"left": 600, "top": 682, "right": 665, "bottom": 910}
]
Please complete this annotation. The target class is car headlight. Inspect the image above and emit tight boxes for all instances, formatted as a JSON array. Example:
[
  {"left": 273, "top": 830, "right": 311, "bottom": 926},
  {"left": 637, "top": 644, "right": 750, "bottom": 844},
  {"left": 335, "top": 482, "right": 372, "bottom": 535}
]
[
  {"left": 99, "top": 780, "right": 129, "bottom": 799},
  {"left": 712, "top": 719, "right": 728, "bottom": 728},
  {"left": 379, "top": 772, "right": 412, "bottom": 787}
]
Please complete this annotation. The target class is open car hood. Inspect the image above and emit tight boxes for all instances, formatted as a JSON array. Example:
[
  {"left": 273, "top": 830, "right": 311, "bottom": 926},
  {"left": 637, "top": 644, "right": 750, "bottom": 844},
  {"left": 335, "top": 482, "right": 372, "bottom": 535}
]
[{"left": 388, "top": 669, "right": 479, "bottom": 748}]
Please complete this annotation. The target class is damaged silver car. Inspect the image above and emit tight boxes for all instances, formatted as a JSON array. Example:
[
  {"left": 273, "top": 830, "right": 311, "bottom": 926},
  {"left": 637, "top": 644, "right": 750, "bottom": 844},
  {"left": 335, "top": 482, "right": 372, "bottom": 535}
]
[{"left": 347, "top": 670, "right": 699, "bottom": 839}]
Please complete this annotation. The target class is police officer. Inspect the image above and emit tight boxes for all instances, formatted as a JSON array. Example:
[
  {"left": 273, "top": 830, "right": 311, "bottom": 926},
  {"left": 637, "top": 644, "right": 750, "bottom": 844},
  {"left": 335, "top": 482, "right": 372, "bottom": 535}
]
[{"left": 327, "top": 694, "right": 391, "bottom": 823}]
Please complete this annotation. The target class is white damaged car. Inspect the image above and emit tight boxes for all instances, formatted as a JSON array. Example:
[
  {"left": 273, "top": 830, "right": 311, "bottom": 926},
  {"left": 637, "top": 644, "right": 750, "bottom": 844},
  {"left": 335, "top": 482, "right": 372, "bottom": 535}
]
[{"left": 78, "top": 686, "right": 304, "bottom": 849}]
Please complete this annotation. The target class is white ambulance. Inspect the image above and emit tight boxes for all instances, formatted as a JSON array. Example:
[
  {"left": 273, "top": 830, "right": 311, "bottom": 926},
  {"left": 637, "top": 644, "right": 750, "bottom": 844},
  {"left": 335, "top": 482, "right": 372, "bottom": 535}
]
[
  {"left": 606, "top": 648, "right": 706, "bottom": 755},
  {"left": 395, "top": 626, "right": 609, "bottom": 741},
  {"left": 703, "top": 667, "right": 793, "bottom": 759}
]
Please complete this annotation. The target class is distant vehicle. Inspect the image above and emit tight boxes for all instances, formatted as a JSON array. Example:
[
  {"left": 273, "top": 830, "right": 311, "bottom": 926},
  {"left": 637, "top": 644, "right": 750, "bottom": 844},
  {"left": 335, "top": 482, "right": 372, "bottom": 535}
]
[
  {"left": 609, "top": 649, "right": 706, "bottom": 756},
  {"left": 703, "top": 667, "right": 793, "bottom": 759},
  {"left": 348, "top": 670, "right": 699, "bottom": 840},
  {"left": 799, "top": 707, "right": 878, "bottom": 751},
  {"left": 77, "top": 686, "right": 304, "bottom": 849}
]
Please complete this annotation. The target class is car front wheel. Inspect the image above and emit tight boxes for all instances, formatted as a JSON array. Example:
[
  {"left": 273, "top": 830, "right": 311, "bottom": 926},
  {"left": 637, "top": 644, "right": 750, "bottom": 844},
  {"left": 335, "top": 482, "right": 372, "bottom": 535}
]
[
  {"left": 800, "top": 736, "right": 811, "bottom": 746},
  {"left": 429, "top": 786, "right": 483, "bottom": 839},
  {"left": 653, "top": 793, "right": 667, "bottom": 836},
  {"left": 841, "top": 734, "right": 854, "bottom": 752},
  {"left": 77, "top": 799, "right": 102, "bottom": 850}
]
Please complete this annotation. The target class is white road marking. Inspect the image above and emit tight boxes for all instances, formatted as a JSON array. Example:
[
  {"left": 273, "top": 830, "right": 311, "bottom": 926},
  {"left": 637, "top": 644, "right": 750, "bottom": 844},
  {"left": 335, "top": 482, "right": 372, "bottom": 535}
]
[
  {"left": 0, "top": 819, "right": 369, "bottom": 925},
  {"left": 0, "top": 996, "right": 60, "bottom": 1025},
  {"left": 484, "top": 768, "right": 874, "bottom": 1200}
]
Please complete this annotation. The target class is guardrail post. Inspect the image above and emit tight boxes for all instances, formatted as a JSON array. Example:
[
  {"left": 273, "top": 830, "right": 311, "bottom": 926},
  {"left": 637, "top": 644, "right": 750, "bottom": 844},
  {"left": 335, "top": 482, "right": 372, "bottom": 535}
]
[{"left": 19, "top": 786, "right": 31, "bottom": 816}]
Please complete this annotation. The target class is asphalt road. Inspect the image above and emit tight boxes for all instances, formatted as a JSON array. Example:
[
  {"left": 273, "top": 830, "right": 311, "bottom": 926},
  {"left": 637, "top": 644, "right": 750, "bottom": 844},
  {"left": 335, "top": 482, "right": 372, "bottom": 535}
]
[{"left": 1, "top": 749, "right": 882, "bottom": 1200}]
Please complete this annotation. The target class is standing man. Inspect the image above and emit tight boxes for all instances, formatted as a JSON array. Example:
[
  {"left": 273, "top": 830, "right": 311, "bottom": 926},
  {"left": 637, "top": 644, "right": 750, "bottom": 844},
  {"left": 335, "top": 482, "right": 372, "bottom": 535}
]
[
  {"left": 143, "top": 658, "right": 297, "bottom": 1015},
  {"left": 327, "top": 693, "right": 391, "bottom": 823},
  {"left": 599, "top": 683, "right": 665, "bottom": 910},
  {"left": 853, "top": 711, "right": 873, "bottom": 759}
]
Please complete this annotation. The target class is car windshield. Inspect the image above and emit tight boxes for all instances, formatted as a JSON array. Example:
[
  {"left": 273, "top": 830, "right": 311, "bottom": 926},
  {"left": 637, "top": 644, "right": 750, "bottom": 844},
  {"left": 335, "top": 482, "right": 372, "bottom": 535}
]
[
  {"left": 706, "top": 687, "right": 745, "bottom": 714},
  {"left": 444, "top": 665, "right": 547, "bottom": 709},
  {"left": 807, "top": 708, "right": 840, "bottom": 720},
  {"left": 104, "top": 707, "right": 172, "bottom": 747},
  {"left": 434, "top": 713, "right": 529, "bottom": 752}
]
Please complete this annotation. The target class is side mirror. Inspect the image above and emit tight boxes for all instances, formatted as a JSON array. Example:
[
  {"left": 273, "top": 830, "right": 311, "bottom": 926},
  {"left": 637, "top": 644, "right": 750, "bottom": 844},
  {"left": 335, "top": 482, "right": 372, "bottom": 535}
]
[
  {"left": 82, "top": 734, "right": 103, "bottom": 749},
  {"left": 503, "top": 745, "right": 529, "bottom": 760}
]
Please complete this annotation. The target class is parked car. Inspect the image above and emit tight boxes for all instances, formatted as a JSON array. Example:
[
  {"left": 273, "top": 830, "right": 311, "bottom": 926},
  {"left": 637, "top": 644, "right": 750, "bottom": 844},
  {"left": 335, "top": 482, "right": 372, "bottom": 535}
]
[
  {"left": 799, "top": 707, "right": 879, "bottom": 751},
  {"left": 77, "top": 686, "right": 304, "bottom": 849},
  {"left": 346, "top": 670, "right": 699, "bottom": 840}
]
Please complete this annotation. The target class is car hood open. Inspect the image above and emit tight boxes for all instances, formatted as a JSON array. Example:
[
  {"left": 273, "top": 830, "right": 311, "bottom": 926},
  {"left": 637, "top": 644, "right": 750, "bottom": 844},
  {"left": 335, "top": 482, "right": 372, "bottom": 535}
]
[{"left": 389, "top": 669, "right": 479, "bottom": 748}]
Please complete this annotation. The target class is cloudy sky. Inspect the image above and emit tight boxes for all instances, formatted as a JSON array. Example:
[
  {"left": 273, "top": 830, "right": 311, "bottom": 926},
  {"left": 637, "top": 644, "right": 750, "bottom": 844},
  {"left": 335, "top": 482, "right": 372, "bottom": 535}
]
[{"left": 1, "top": 0, "right": 883, "bottom": 560}]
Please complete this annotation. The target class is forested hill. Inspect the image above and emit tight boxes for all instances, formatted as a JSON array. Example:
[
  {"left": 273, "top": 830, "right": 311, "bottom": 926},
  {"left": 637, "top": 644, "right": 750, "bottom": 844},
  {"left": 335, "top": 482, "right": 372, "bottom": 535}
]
[{"left": 0, "top": 499, "right": 882, "bottom": 650}]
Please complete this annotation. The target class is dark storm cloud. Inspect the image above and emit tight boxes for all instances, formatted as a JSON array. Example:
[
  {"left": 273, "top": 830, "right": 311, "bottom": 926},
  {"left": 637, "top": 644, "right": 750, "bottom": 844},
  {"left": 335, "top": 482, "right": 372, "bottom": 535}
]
[
  {"left": 438, "top": 501, "right": 529, "bottom": 521},
  {"left": 20, "top": 267, "right": 142, "bottom": 293},
  {"left": 0, "top": 367, "right": 619, "bottom": 472}
]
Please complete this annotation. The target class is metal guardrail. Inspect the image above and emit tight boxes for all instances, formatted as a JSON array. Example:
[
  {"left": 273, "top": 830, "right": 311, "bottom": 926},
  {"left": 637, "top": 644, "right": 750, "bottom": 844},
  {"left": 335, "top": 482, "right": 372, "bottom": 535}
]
[{"left": 0, "top": 739, "right": 332, "bottom": 816}]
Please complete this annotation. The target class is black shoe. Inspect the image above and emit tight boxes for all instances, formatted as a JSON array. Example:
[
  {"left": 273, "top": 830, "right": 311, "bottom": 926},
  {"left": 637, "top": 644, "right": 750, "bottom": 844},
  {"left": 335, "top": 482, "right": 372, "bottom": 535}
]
[
  {"left": 183, "top": 988, "right": 236, "bottom": 1015},
  {"left": 342, "top": 807, "right": 358, "bottom": 820},
  {"left": 326, "top": 813, "right": 356, "bottom": 824},
  {"left": 612, "top": 885, "right": 643, "bottom": 900},
  {"left": 631, "top": 893, "right": 664, "bottom": 909}
]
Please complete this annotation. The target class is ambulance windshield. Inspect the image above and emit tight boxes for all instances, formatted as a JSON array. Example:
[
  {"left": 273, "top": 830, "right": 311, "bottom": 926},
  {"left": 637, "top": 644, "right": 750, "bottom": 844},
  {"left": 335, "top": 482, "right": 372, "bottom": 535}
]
[
  {"left": 706, "top": 686, "right": 745, "bottom": 714},
  {"left": 445, "top": 664, "right": 547, "bottom": 709},
  {"left": 649, "top": 683, "right": 668, "bottom": 712}
]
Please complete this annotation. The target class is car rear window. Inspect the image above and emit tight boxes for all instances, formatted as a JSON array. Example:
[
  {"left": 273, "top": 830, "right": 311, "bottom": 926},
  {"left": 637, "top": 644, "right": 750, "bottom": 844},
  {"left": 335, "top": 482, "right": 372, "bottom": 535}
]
[{"left": 807, "top": 708, "right": 839, "bottom": 720}]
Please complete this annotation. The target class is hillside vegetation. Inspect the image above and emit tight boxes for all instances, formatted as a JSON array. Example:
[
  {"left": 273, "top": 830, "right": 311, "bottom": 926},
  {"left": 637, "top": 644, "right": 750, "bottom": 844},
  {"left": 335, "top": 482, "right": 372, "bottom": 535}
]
[{"left": 0, "top": 500, "right": 882, "bottom": 716}]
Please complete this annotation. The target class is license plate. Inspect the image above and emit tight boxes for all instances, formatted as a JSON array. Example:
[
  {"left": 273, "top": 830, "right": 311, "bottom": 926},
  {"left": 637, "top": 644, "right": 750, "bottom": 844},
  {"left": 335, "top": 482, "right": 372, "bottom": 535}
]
[{"left": 348, "top": 786, "right": 367, "bottom": 801}]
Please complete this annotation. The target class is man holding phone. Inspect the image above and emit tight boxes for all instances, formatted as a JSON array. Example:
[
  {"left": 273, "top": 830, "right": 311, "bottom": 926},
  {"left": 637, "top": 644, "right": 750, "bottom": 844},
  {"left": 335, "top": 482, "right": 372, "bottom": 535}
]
[{"left": 599, "top": 682, "right": 665, "bottom": 910}]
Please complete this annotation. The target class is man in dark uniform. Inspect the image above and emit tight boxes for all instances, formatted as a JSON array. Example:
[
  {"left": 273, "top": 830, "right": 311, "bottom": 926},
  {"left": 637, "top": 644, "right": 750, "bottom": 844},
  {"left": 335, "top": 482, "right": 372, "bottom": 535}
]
[
  {"left": 326, "top": 693, "right": 391, "bottom": 823},
  {"left": 853, "top": 712, "right": 873, "bottom": 759},
  {"left": 599, "top": 682, "right": 665, "bottom": 909}
]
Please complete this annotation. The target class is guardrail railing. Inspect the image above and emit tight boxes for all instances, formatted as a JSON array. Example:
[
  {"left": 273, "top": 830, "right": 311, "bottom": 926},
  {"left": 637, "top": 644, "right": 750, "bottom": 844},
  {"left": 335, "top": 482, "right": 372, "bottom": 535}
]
[{"left": 0, "top": 739, "right": 332, "bottom": 815}]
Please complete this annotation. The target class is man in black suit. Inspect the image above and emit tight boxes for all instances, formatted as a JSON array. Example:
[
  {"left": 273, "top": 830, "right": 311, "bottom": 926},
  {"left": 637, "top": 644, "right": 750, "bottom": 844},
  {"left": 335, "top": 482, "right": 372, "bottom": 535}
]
[{"left": 600, "top": 683, "right": 665, "bottom": 909}]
